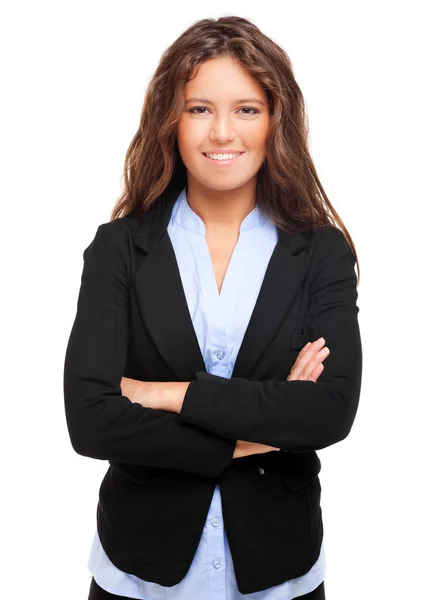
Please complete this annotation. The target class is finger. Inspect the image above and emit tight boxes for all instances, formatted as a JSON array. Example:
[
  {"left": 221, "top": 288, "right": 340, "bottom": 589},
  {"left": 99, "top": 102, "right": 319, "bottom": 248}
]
[
  {"left": 290, "top": 341, "right": 328, "bottom": 379},
  {"left": 307, "top": 362, "right": 324, "bottom": 382},
  {"left": 288, "top": 358, "right": 321, "bottom": 381},
  {"left": 294, "top": 338, "right": 326, "bottom": 367},
  {"left": 287, "top": 341, "right": 317, "bottom": 380},
  {"left": 287, "top": 338, "right": 327, "bottom": 381},
  {"left": 297, "top": 341, "right": 312, "bottom": 356},
  {"left": 298, "top": 347, "right": 330, "bottom": 379}
]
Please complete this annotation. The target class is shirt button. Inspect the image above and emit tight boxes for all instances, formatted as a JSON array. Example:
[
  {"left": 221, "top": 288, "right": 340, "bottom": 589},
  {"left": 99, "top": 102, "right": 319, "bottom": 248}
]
[
  {"left": 211, "top": 518, "right": 220, "bottom": 527},
  {"left": 213, "top": 558, "right": 221, "bottom": 569},
  {"left": 216, "top": 350, "right": 226, "bottom": 360}
]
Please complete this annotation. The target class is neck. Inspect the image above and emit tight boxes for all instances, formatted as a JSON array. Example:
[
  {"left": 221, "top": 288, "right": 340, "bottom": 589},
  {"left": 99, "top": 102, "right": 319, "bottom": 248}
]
[{"left": 185, "top": 176, "right": 257, "bottom": 235}]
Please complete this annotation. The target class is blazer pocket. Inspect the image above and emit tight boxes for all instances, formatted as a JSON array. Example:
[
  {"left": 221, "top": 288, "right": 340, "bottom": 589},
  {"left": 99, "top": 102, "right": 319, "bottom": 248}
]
[
  {"left": 281, "top": 473, "right": 322, "bottom": 549},
  {"left": 280, "top": 471, "right": 316, "bottom": 493},
  {"left": 290, "top": 332, "right": 308, "bottom": 351}
]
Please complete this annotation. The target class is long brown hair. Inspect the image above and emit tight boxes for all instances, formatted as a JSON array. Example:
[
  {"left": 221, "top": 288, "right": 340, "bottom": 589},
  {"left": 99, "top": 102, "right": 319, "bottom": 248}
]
[{"left": 110, "top": 16, "right": 360, "bottom": 283}]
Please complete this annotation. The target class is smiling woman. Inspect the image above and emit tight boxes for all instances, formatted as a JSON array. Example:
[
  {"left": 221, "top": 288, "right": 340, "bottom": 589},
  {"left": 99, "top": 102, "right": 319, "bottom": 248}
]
[{"left": 63, "top": 14, "right": 362, "bottom": 600}]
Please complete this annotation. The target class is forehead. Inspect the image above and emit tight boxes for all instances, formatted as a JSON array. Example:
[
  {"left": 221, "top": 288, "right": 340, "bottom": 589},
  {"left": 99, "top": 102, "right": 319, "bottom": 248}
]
[{"left": 184, "top": 57, "right": 266, "bottom": 100}]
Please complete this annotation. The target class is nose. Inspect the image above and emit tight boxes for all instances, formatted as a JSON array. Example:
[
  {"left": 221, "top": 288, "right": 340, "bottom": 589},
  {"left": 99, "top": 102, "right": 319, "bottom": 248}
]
[{"left": 209, "top": 115, "right": 236, "bottom": 142}]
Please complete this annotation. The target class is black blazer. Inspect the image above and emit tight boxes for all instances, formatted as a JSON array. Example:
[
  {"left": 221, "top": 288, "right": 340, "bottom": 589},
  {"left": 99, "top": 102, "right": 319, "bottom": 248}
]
[{"left": 63, "top": 185, "right": 362, "bottom": 595}]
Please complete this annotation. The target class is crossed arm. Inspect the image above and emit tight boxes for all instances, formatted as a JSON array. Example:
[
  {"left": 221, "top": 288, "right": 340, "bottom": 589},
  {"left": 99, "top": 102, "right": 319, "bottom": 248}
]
[
  {"left": 64, "top": 222, "right": 361, "bottom": 478},
  {"left": 118, "top": 378, "right": 281, "bottom": 459},
  {"left": 120, "top": 328, "right": 333, "bottom": 457}
]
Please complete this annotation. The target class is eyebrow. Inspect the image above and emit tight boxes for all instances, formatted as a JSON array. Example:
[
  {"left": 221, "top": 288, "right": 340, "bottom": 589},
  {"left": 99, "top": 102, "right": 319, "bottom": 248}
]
[{"left": 184, "top": 97, "right": 266, "bottom": 106}]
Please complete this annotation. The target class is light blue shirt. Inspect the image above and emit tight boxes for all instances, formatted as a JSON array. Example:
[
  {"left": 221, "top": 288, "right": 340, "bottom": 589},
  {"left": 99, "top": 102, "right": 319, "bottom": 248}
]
[{"left": 87, "top": 186, "right": 326, "bottom": 598}]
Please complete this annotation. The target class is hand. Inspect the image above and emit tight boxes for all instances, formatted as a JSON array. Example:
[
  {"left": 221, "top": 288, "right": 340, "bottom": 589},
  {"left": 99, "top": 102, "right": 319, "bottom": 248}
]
[
  {"left": 120, "top": 377, "right": 159, "bottom": 409},
  {"left": 287, "top": 337, "right": 330, "bottom": 382},
  {"left": 233, "top": 440, "right": 280, "bottom": 459}
]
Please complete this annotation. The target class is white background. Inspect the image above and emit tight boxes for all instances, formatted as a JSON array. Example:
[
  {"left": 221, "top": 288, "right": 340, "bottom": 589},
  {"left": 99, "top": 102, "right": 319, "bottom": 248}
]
[{"left": 2, "top": 1, "right": 437, "bottom": 598}]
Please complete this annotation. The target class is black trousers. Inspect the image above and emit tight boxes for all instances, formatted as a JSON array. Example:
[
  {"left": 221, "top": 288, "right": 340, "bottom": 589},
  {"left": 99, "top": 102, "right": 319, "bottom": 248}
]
[{"left": 88, "top": 576, "right": 326, "bottom": 599}]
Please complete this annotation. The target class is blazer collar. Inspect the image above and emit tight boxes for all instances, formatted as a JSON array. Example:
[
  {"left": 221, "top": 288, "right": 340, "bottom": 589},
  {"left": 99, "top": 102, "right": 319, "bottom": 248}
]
[{"left": 132, "top": 185, "right": 310, "bottom": 381}]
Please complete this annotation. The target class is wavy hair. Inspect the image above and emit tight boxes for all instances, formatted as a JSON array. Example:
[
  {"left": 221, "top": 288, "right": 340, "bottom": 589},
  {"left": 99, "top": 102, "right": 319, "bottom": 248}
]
[{"left": 110, "top": 15, "right": 360, "bottom": 283}]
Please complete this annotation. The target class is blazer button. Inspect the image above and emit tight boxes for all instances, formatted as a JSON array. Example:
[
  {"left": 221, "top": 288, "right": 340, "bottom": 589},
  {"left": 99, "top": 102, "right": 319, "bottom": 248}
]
[{"left": 259, "top": 467, "right": 265, "bottom": 474}]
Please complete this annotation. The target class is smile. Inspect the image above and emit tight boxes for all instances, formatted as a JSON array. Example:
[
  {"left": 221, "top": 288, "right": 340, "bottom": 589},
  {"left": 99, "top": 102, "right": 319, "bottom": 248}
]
[{"left": 202, "top": 152, "right": 245, "bottom": 166}]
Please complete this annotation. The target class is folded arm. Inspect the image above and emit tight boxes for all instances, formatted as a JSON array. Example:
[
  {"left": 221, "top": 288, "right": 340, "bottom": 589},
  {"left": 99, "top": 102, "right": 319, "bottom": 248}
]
[
  {"left": 178, "top": 231, "right": 363, "bottom": 452},
  {"left": 63, "top": 222, "right": 236, "bottom": 478}
]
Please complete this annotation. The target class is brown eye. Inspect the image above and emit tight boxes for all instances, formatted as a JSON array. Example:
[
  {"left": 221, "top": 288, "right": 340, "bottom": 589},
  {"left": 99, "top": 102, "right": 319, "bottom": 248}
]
[
  {"left": 238, "top": 107, "right": 259, "bottom": 115},
  {"left": 188, "top": 107, "right": 209, "bottom": 114}
]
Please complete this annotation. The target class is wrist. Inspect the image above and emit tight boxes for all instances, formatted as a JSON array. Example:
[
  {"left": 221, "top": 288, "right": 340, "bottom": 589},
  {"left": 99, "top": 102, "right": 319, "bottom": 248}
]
[
  {"left": 232, "top": 440, "right": 245, "bottom": 459},
  {"left": 160, "top": 382, "right": 191, "bottom": 413}
]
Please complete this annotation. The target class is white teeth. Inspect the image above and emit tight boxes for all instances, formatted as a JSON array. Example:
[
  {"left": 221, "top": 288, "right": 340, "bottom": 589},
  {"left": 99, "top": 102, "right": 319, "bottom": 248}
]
[{"left": 205, "top": 152, "right": 241, "bottom": 160}]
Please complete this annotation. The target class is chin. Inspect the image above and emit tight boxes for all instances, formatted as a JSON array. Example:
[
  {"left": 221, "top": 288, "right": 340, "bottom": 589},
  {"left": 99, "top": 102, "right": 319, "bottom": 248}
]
[{"left": 196, "top": 175, "right": 253, "bottom": 191}]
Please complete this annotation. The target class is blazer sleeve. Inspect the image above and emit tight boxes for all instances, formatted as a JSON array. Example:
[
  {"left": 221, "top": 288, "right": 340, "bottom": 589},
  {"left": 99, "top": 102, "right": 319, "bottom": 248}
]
[
  {"left": 63, "top": 222, "right": 236, "bottom": 478},
  {"left": 178, "top": 230, "right": 363, "bottom": 452}
]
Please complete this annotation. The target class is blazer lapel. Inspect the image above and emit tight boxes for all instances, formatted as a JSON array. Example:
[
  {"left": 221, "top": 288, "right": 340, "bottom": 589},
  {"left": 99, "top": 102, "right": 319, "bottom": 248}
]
[
  {"left": 132, "top": 186, "right": 309, "bottom": 382},
  {"left": 230, "top": 232, "right": 309, "bottom": 379}
]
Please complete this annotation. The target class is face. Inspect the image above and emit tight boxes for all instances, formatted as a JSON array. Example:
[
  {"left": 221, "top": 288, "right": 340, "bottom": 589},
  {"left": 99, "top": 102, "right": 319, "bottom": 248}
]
[{"left": 177, "top": 56, "right": 270, "bottom": 192}]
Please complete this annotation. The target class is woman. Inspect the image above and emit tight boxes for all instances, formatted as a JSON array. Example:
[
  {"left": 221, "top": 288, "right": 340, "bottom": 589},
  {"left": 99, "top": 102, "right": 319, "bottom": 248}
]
[{"left": 64, "top": 15, "right": 362, "bottom": 600}]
